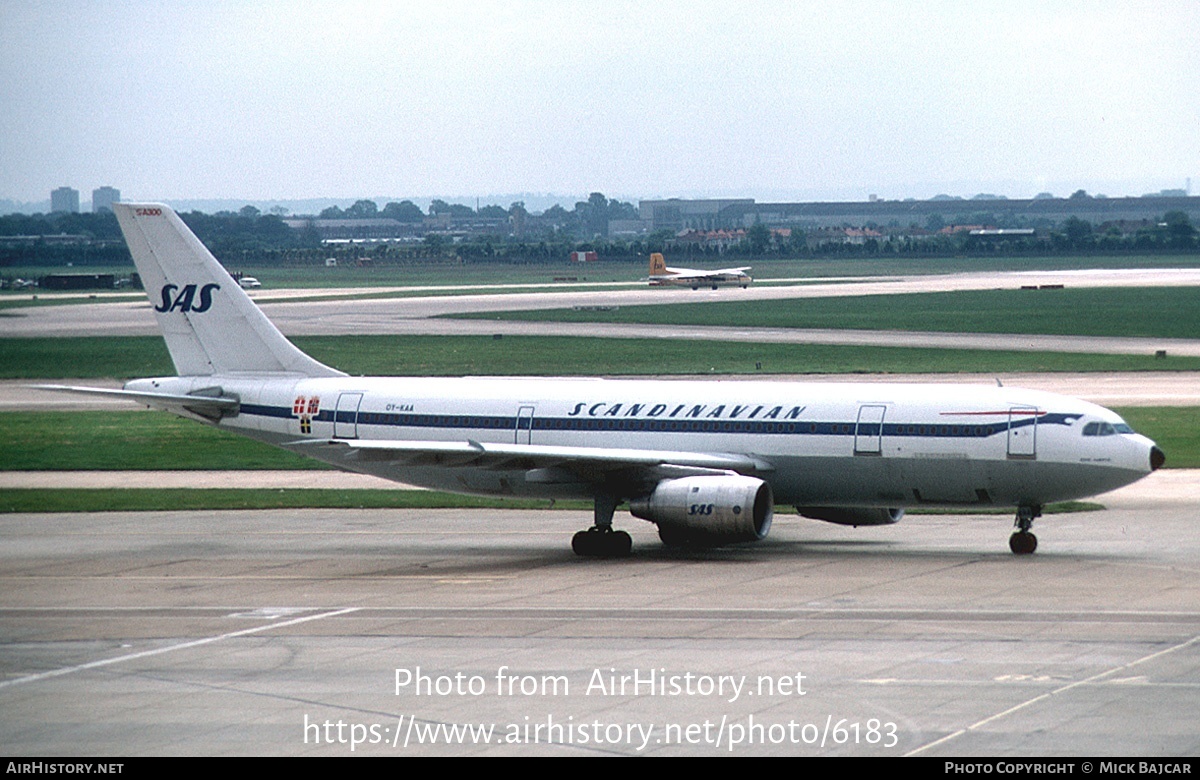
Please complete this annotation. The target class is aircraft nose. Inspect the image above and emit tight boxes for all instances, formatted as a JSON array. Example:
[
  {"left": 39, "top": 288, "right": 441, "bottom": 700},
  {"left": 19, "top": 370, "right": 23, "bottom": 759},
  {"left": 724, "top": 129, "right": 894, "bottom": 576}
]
[{"left": 1150, "top": 446, "right": 1166, "bottom": 471}]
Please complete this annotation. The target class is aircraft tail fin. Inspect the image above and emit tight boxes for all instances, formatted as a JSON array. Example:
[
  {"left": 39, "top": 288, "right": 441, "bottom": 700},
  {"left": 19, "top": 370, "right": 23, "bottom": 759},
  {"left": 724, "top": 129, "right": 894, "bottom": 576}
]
[
  {"left": 113, "top": 203, "right": 345, "bottom": 378},
  {"left": 648, "top": 253, "right": 669, "bottom": 276}
]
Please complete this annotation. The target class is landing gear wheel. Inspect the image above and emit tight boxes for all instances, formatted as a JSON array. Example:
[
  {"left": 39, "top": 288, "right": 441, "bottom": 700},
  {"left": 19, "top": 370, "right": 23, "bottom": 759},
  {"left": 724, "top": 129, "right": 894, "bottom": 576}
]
[
  {"left": 573, "top": 492, "right": 631, "bottom": 558},
  {"left": 611, "top": 530, "right": 632, "bottom": 556},
  {"left": 572, "top": 528, "right": 632, "bottom": 558},
  {"left": 1009, "top": 531, "right": 1038, "bottom": 555},
  {"left": 1010, "top": 505, "right": 1042, "bottom": 555}
]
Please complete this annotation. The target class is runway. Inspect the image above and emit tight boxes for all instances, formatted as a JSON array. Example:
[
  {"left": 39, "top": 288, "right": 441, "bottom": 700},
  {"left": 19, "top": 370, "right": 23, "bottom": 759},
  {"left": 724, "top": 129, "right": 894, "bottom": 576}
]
[
  {"left": 0, "top": 470, "right": 1197, "bottom": 756},
  {"left": 4, "top": 269, "right": 1200, "bottom": 360}
]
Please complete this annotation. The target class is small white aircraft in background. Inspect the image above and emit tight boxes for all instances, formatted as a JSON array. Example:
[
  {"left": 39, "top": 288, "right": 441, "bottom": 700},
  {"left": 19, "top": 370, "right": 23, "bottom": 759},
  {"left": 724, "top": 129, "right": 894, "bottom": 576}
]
[
  {"left": 40, "top": 204, "right": 1163, "bottom": 558},
  {"left": 646, "top": 253, "right": 752, "bottom": 289}
]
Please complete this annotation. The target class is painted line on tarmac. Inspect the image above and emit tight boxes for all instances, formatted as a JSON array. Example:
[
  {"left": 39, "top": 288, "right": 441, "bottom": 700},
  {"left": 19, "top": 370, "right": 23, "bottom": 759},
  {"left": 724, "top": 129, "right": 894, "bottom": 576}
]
[
  {"left": 0, "top": 606, "right": 360, "bottom": 690},
  {"left": 904, "top": 632, "right": 1200, "bottom": 755}
]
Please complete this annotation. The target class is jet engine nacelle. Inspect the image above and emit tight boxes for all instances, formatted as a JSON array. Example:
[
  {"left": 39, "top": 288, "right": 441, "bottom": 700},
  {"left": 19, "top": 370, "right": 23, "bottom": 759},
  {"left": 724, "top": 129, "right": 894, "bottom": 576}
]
[
  {"left": 630, "top": 475, "right": 773, "bottom": 544},
  {"left": 797, "top": 506, "right": 905, "bottom": 527}
]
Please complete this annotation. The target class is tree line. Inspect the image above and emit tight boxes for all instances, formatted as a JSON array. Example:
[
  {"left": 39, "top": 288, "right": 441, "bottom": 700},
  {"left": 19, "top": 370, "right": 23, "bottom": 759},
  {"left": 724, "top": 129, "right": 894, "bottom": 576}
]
[{"left": 1, "top": 200, "right": 1195, "bottom": 268}]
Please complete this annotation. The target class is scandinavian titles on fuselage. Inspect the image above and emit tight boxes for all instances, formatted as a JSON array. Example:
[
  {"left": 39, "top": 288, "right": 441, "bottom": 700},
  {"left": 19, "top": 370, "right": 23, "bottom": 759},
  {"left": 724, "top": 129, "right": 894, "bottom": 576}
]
[{"left": 567, "top": 401, "right": 807, "bottom": 420}]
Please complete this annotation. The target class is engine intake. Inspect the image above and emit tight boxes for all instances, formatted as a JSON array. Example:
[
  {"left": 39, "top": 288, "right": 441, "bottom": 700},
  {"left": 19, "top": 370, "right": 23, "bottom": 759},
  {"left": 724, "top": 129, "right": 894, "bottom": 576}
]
[
  {"left": 630, "top": 475, "right": 773, "bottom": 545},
  {"left": 797, "top": 506, "right": 905, "bottom": 527}
]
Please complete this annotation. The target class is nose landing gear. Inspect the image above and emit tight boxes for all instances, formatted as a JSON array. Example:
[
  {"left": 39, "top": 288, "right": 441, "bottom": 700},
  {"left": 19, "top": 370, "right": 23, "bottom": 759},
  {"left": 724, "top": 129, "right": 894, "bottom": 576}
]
[{"left": 1009, "top": 505, "right": 1041, "bottom": 555}]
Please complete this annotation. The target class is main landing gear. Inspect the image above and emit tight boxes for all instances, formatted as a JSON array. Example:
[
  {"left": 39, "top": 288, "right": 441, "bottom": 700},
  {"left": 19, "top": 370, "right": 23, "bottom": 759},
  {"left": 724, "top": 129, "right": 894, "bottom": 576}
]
[
  {"left": 1009, "top": 504, "right": 1041, "bottom": 555},
  {"left": 572, "top": 492, "right": 632, "bottom": 558}
]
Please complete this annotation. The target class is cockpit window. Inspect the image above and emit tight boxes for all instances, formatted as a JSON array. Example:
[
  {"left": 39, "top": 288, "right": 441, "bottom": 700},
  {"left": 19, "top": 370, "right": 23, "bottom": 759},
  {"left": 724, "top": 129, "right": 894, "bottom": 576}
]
[{"left": 1083, "top": 421, "right": 1128, "bottom": 437}]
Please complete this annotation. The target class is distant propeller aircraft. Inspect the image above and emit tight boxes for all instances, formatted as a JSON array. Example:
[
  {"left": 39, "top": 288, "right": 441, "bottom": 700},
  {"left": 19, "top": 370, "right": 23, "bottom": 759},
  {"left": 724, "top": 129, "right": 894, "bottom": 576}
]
[{"left": 645, "top": 253, "right": 752, "bottom": 289}]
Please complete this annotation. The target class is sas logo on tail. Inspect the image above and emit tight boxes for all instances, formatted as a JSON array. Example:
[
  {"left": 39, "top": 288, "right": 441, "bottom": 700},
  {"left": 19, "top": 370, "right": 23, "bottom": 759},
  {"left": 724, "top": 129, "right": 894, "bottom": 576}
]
[{"left": 155, "top": 283, "right": 220, "bottom": 313}]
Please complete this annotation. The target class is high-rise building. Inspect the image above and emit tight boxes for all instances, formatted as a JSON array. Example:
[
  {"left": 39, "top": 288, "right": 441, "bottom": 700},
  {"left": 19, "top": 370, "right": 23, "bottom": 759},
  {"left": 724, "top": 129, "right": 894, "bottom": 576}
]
[
  {"left": 51, "top": 186, "right": 80, "bottom": 213},
  {"left": 92, "top": 186, "right": 120, "bottom": 212}
]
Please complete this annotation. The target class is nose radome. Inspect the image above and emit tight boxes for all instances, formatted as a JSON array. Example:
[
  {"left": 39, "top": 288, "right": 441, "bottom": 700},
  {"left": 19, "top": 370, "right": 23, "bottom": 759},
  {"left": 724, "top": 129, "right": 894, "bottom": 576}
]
[{"left": 1150, "top": 446, "right": 1166, "bottom": 471}]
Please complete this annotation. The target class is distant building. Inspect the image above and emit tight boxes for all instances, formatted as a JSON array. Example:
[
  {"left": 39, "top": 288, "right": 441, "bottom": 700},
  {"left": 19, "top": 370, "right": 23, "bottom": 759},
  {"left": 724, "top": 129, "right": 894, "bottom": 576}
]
[
  {"left": 40, "top": 273, "right": 116, "bottom": 290},
  {"left": 92, "top": 186, "right": 120, "bottom": 212},
  {"left": 569, "top": 251, "right": 598, "bottom": 262},
  {"left": 284, "top": 214, "right": 513, "bottom": 242},
  {"left": 51, "top": 187, "right": 79, "bottom": 213},
  {"left": 639, "top": 196, "right": 1200, "bottom": 232},
  {"left": 639, "top": 198, "right": 755, "bottom": 231},
  {"left": 282, "top": 218, "right": 409, "bottom": 241},
  {"left": 673, "top": 228, "right": 747, "bottom": 251}
]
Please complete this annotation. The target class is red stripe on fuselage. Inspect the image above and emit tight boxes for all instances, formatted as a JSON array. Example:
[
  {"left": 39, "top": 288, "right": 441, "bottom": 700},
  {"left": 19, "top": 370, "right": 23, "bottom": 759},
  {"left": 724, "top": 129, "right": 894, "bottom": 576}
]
[{"left": 939, "top": 410, "right": 1046, "bottom": 416}]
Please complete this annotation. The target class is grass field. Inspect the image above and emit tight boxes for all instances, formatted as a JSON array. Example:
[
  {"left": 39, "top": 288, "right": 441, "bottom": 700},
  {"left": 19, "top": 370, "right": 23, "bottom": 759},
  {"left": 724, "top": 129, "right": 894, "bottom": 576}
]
[
  {"left": 466, "top": 286, "right": 1200, "bottom": 340},
  {"left": 0, "top": 411, "right": 322, "bottom": 470},
  {"left": 1111, "top": 407, "right": 1200, "bottom": 470},
  {"left": 5, "top": 334, "right": 1200, "bottom": 380}
]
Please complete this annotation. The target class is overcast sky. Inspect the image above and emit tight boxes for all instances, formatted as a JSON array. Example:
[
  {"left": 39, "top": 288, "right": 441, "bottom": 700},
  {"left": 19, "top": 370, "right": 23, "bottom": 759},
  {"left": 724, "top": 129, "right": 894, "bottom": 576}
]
[{"left": 2, "top": 0, "right": 1197, "bottom": 206}]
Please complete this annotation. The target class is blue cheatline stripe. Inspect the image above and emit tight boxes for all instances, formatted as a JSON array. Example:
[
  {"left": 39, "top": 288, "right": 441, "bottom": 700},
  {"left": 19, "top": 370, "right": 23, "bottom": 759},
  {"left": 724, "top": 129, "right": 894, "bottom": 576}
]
[
  {"left": 240, "top": 403, "right": 294, "bottom": 420},
  {"left": 237, "top": 404, "right": 1083, "bottom": 440}
]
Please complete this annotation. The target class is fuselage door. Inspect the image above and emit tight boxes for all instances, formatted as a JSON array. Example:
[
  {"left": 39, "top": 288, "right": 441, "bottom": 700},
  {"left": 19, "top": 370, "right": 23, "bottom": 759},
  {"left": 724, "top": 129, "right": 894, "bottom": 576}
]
[
  {"left": 334, "top": 392, "right": 363, "bottom": 439},
  {"left": 515, "top": 405, "right": 535, "bottom": 444},
  {"left": 854, "top": 404, "right": 887, "bottom": 456},
  {"left": 1007, "top": 405, "right": 1038, "bottom": 459}
]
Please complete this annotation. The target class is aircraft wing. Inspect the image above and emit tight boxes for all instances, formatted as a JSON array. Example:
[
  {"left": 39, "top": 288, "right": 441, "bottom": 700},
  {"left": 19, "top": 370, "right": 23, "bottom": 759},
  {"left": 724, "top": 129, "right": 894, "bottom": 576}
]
[
  {"left": 664, "top": 266, "right": 751, "bottom": 278},
  {"left": 290, "top": 437, "right": 774, "bottom": 480},
  {"left": 662, "top": 266, "right": 751, "bottom": 278}
]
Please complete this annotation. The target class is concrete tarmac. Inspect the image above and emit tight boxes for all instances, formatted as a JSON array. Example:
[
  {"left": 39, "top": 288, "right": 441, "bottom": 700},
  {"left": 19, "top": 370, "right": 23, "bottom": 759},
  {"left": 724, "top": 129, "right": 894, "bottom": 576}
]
[{"left": 0, "top": 471, "right": 1197, "bottom": 756}]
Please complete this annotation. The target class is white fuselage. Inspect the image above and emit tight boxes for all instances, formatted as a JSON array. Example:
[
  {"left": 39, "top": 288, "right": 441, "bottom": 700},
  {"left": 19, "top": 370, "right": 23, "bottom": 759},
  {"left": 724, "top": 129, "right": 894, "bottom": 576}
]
[{"left": 128, "top": 374, "right": 1156, "bottom": 509}]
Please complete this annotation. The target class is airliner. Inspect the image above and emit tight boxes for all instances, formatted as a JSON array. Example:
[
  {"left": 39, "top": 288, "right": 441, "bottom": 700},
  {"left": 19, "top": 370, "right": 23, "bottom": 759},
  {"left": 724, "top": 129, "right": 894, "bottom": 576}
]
[
  {"left": 43, "top": 204, "right": 1164, "bottom": 557},
  {"left": 646, "top": 253, "right": 752, "bottom": 289}
]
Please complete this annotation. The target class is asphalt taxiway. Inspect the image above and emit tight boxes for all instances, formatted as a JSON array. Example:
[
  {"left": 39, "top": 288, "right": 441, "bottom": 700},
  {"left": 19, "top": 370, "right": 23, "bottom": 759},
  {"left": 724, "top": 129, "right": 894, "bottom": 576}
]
[{"left": 0, "top": 471, "right": 1197, "bottom": 756}]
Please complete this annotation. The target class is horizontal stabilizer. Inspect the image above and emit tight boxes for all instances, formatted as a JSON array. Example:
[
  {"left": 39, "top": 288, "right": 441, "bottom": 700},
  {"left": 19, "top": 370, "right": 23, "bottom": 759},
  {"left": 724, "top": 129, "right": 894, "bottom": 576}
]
[{"left": 33, "top": 384, "right": 240, "bottom": 420}]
